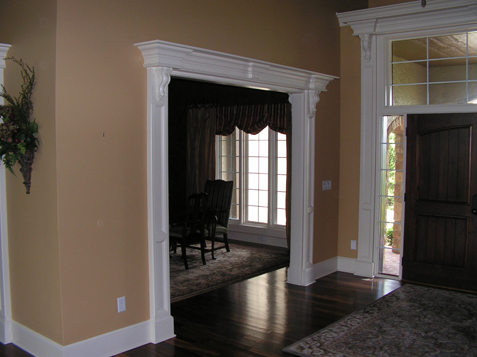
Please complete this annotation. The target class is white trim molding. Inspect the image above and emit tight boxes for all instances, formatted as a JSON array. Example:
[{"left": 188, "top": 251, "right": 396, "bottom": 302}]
[
  {"left": 0, "top": 43, "right": 12, "bottom": 344},
  {"left": 337, "top": 0, "right": 477, "bottom": 278},
  {"left": 135, "top": 39, "right": 337, "bottom": 341},
  {"left": 338, "top": 0, "right": 477, "bottom": 37},
  {"left": 306, "top": 257, "right": 338, "bottom": 283},
  {"left": 12, "top": 320, "right": 153, "bottom": 357}
]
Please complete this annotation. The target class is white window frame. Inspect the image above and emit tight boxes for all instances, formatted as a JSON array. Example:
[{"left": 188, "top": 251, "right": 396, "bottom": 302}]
[
  {"left": 216, "top": 127, "right": 287, "bottom": 232},
  {"left": 338, "top": 0, "right": 477, "bottom": 279},
  {"left": 377, "top": 115, "right": 406, "bottom": 278}
]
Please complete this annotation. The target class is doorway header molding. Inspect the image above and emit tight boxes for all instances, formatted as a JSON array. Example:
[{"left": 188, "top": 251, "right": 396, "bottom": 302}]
[
  {"left": 135, "top": 40, "right": 337, "bottom": 94},
  {"left": 337, "top": 0, "right": 477, "bottom": 37},
  {"left": 337, "top": 0, "right": 477, "bottom": 63}
]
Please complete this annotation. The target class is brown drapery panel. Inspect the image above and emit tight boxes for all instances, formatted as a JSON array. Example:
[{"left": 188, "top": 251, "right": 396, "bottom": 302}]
[
  {"left": 186, "top": 102, "right": 292, "bottom": 248},
  {"left": 186, "top": 105, "right": 216, "bottom": 198}
]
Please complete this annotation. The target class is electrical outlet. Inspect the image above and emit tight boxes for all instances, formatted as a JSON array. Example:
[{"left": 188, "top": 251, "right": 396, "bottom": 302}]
[
  {"left": 351, "top": 240, "right": 357, "bottom": 250},
  {"left": 117, "top": 296, "right": 126, "bottom": 313},
  {"left": 322, "top": 180, "right": 332, "bottom": 191}
]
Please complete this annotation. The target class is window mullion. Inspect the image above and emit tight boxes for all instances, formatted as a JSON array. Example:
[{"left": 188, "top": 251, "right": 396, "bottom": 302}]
[
  {"left": 239, "top": 130, "right": 246, "bottom": 225},
  {"left": 215, "top": 135, "right": 221, "bottom": 178},
  {"left": 269, "top": 128, "right": 276, "bottom": 228}
]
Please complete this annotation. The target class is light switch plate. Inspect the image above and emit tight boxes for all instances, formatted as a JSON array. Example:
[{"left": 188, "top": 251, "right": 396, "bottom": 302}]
[{"left": 117, "top": 296, "right": 126, "bottom": 313}]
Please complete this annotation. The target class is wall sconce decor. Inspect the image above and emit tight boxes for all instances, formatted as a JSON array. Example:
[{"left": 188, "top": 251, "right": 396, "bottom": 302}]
[{"left": 0, "top": 57, "right": 39, "bottom": 194}]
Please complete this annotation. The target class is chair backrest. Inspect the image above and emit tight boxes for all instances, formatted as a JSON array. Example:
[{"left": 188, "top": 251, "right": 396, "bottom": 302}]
[
  {"left": 204, "top": 179, "right": 233, "bottom": 228},
  {"left": 185, "top": 192, "right": 209, "bottom": 235}
]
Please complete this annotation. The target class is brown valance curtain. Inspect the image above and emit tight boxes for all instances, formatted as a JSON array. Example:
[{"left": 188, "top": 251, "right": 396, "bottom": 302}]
[
  {"left": 186, "top": 102, "right": 292, "bottom": 248},
  {"left": 215, "top": 102, "right": 290, "bottom": 136}
]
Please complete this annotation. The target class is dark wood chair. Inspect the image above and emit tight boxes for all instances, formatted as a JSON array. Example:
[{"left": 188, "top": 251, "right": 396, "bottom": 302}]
[
  {"left": 169, "top": 192, "right": 217, "bottom": 270},
  {"left": 204, "top": 179, "right": 234, "bottom": 258}
]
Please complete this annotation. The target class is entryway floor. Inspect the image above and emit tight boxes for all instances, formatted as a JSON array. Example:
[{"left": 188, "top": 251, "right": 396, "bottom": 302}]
[{"left": 383, "top": 248, "right": 400, "bottom": 276}]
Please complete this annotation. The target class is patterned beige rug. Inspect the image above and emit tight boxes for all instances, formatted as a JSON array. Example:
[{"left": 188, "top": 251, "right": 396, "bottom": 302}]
[
  {"left": 284, "top": 284, "right": 477, "bottom": 356},
  {"left": 170, "top": 242, "right": 289, "bottom": 302}
]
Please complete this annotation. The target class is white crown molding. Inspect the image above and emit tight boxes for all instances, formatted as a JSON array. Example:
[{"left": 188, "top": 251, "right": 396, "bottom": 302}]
[
  {"left": 337, "top": 0, "right": 477, "bottom": 36},
  {"left": 135, "top": 40, "right": 337, "bottom": 94}
]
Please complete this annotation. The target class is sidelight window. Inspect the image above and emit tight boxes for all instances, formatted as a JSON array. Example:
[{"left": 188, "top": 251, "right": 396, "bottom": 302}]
[{"left": 378, "top": 115, "right": 405, "bottom": 276}]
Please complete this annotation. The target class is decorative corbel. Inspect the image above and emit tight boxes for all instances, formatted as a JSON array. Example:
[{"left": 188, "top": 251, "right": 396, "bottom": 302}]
[
  {"left": 307, "top": 90, "right": 320, "bottom": 119},
  {"left": 360, "top": 33, "right": 373, "bottom": 63},
  {"left": 337, "top": 17, "right": 376, "bottom": 63},
  {"left": 151, "top": 67, "right": 172, "bottom": 105}
]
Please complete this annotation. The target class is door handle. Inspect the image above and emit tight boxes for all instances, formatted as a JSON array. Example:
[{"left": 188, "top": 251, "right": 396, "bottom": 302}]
[{"left": 473, "top": 194, "right": 477, "bottom": 215}]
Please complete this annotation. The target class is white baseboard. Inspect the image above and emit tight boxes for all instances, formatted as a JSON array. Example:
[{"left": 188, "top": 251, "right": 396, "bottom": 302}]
[
  {"left": 12, "top": 322, "right": 63, "bottom": 357},
  {"left": 0, "top": 315, "right": 12, "bottom": 344},
  {"left": 306, "top": 257, "right": 338, "bottom": 284},
  {"left": 7, "top": 257, "right": 367, "bottom": 357},
  {"left": 337, "top": 256, "right": 357, "bottom": 274},
  {"left": 354, "top": 259, "right": 374, "bottom": 278},
  {"left": 150, "top": 314, "right": 175, "bottom": 344},
  {"left": 300, "top": 257, "right": 366, "bottom": 285},
  {"left": 12, "top": 318, "right": 174, "bottom": 357}
]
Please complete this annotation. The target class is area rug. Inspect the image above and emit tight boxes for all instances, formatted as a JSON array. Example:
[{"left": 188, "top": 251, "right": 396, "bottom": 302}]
[
  {"left": 283, "top": 284, "right": 477, "bottom": 356},
  {"left": 170, "top": 243, "right": 289, "bottom": 302}
]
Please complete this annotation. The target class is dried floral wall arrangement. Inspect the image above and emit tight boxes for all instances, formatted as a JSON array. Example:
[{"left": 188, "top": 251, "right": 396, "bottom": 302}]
[{"left": 0, "top": 57, "right": 39, "bottom": 194}]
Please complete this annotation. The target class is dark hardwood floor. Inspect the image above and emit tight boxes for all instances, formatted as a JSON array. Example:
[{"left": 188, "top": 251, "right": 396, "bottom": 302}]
[
  {"left": 118, "top": 268, "right": 400, "bottom": 357},
  {"left": 0, "top": 269, "right": 401, "bottom": 357}
]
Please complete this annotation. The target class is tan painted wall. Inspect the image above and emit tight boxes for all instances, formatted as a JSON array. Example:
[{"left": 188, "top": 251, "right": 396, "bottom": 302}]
[
  {"left": 337, "top": 26, "right": 362, "bottom": 259},
  {"left": 0, "top": 0, "right": 63, "bottom": 343},
  {"left": 1, "top": 0, "right": 368, "bottom": 346}
]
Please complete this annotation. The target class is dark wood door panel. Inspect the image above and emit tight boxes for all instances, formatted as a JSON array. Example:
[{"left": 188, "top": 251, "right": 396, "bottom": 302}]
[
  {"left": 404, "top": 113, "right": 477, "bottom": 292},
  {"left": 417, "top": 126, "right": 471, "bottom": 203},
  {"left": 415, "top": 214, "right": 468, "bottom": 268}
]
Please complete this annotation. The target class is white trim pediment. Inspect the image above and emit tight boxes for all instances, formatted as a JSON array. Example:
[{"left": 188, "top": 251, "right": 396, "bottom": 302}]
[{"left": 136, "top": 40, "right": 337, "bottom": 93}]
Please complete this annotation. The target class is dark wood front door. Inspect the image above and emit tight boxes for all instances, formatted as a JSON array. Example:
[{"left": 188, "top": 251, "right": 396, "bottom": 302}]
[{"left": 403, "top": 113, "right": 477, "bottom": 292}]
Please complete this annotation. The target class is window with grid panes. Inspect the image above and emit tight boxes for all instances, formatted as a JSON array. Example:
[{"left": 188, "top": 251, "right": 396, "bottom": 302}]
[
  {"left": 217, "top": 127, "right": 287, "bottom": 227},
  {"left": 391, "top": 31, "right": 477, "bottom": 106}
]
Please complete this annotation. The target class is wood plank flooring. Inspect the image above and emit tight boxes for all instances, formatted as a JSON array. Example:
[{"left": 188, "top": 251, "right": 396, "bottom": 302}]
[
  {"left": 118, "top": 268, "right": 400, "bottom": 357},
  {"left": 0, "top": 269, "right": 401, "bottom": 357}
]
